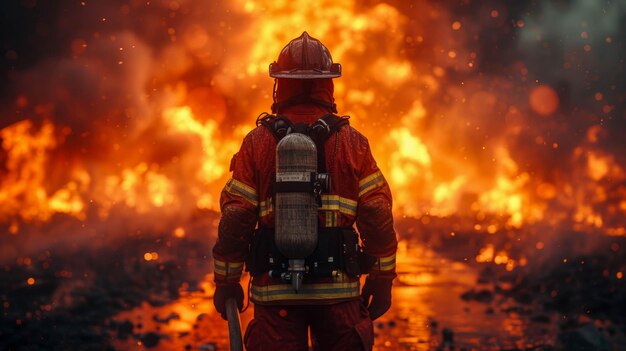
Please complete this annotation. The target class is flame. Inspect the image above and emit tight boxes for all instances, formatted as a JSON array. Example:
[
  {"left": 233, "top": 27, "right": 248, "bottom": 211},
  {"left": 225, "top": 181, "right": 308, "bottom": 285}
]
[
  {"left": 475, "top": 244, "right": 495, "bottom": 263},
  {"left": 476, "top": 244, "right": 516, "bottom": 271},
  {"left": 0, "top": 120, "right": 88, "bottom": 225},
  {"left": 0, "top": 0, "right": 624, "bottom": 247},
  {"left": 163, "top": 106, "right": 230, "bottom": 184},
  {"left": 100, "top": 163, "right": 176, "bottom": 216}
]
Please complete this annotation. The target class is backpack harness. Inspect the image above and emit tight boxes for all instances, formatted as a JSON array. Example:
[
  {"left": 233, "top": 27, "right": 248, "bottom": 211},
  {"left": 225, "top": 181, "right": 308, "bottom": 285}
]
[{"left": 246, "top": 113, "right": 375, "bottom": 281}]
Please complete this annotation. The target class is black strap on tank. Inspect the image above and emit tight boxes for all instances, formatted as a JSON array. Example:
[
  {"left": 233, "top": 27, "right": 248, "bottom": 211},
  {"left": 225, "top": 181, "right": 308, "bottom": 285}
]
[{"left": 308, "top": 114, "right": 349, "bottom": 173}]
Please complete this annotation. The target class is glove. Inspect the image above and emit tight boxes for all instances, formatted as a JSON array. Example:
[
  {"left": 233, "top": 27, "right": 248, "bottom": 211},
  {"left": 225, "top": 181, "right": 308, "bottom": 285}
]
[
  {"left": 361, "top": 277, "right": 392, "bottom": 320},
  {"left": 213, "top": 283, "right": 244, "bottom": 321}
]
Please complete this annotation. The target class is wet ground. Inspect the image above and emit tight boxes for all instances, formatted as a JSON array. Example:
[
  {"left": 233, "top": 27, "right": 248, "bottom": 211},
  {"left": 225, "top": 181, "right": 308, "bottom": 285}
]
[
  {"left": 2, "top": 217, "right": 624, "bottom": 350},
  {"left": 111, "top": 240, "right": 561, "bottom": 351}
]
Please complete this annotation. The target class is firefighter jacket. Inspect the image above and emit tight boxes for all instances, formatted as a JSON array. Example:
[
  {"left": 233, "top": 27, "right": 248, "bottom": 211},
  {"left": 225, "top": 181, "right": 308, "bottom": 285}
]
[{"left": 213, "top": 79, "right": 397, "bottom": 305}]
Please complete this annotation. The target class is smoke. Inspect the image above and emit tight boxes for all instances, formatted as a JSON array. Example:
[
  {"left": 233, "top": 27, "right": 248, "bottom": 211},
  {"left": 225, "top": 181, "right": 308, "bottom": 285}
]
[
  {"left": 0, "top": 0, "right": 249, "bottom": 255},
  {"left": 518, "top": 0, "right": 626, "bottom": 154},
  {"left": 2, "top": 0, "right": 245, "bottom": 147},
  {"left": 0, "top": 0, "right": 624, "bottom": 259}
]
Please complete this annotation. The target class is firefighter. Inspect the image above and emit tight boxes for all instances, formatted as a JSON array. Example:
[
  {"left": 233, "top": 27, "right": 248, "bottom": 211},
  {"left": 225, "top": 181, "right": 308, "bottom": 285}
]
[{"left": 212, "top": 32, "right": 397, "bottom": 351}]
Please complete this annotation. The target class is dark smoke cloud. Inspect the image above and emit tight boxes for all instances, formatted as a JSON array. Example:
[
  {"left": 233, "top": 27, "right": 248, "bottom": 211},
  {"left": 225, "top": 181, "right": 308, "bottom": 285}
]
[
  {"left": 402, "top": 0, "right": 625, "bottom": 179},
  {"left": 518, "top": 0, "right": 626, "bottom": 155},
  {"left": 1, "top": 0, "right": 248, "bottom": 153}
]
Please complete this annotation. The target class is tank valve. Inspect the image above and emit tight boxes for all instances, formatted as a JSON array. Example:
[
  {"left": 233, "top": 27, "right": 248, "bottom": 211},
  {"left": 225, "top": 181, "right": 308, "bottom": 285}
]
[{"left": 288, "top": 259, "right": 306, "bottom": 292}]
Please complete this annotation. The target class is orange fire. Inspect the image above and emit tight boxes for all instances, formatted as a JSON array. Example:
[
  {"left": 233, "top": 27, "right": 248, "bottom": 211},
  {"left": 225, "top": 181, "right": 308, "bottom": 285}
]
[{"left": 0, "top": 0, "right": 624, "bottom": 248}]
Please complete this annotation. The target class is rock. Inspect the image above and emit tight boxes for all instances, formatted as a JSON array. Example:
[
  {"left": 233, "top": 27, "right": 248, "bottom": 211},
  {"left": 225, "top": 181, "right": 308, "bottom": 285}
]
[
  {"left": 198, "top": 342, "right": 218, "bottom": 351},
  {"left": 153, "top": 312, "right": 180, "bottom": 324},
  {"left": 147, "top": 294, "right": 171, "bottom": 307},
  {"left": 502, "top": 306, "right": 530, "bottom": 315},
  {"left": 116, "top": 319, "right": 134, "bottom": 340},
  {"left": 460, "top": 289, "right": 494, "bottom": 303},
  {"left": 141, "top": 332, "right": 161, "bottom": 348},
  {"left": 557, "top": 324, "right": 609, "bottom": 351},
  {"left": 530, "top": 314, "right": 551, "bottom": 323},
  {"left": 185, "top": 280, "right": 203, "bottom": 292},
  {"left": 442, "top": 328, "right": 454, "bottom": 344},
  {"left": 558, "top": 314, "right": 581, "bottom": 330}
]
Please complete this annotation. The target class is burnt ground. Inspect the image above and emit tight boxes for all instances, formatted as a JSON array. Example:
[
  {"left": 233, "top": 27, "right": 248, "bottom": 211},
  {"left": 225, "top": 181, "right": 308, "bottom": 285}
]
[
  {"left": 0, "top": 215, "right": 624, "bottom": 350},
  {"left": 0, "top": 226, "right": 214, "bottom": 351},
  {"left": 396, "top": 217, "right": 626, "bottom": 350}
]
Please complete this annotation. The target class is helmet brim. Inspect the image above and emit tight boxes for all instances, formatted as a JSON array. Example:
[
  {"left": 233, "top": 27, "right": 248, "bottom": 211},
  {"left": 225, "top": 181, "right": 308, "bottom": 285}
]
[
  {"left": 269, "top": 70, "right": 341, "bottom": 79},
  {"left": 269, "top": 62, "right": 342, "bottom": 79}
]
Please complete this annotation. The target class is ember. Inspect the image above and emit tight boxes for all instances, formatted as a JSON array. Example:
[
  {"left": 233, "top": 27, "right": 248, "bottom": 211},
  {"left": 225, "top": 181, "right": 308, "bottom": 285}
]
[{"left": 1, "top": 0, "right": 625, "bottom": 350}]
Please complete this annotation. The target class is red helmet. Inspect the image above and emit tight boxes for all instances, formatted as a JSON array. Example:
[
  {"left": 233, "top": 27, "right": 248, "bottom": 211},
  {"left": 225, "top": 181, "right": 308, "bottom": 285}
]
[{"left": 269, "top": 32, "right": 341, "bottom": 79}]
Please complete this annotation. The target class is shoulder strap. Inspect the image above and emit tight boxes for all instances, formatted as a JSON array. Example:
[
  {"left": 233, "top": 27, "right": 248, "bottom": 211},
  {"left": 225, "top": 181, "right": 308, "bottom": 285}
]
[
  {"left": 256, "top": 112, "right": 349, "bottom": 173},
  {"left": 309, "top": 114, "right": 350, "bottom": 173},
  {"left": 256, "top": 112, "right": 293, "bottom": 142}
]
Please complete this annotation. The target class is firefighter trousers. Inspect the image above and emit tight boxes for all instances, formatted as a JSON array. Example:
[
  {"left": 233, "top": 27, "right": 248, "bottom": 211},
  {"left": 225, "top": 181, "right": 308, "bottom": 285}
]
[{"left": 244, "top": 299, "right": 374, "bottom": 351}]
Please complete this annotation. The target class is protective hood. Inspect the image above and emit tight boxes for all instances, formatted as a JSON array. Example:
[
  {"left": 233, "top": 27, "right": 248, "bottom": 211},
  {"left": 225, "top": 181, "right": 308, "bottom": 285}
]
[{"left": 272, "top": 78, "right": 336, "bottom": 114}]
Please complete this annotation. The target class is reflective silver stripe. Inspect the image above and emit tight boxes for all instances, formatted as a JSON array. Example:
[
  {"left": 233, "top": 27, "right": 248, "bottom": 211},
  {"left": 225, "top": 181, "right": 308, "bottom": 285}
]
[
  {"left": 224, "top": 178, "right": 258, "bottom": 206},
  {"left": 324, "top": 211, "right": 337, "bottom": 227},
  {"left": 320, "top": 195, "right": 357, "bottom": 216},
  {"left": 259, "top": 197, "right": 273, "bottom": 217},
  {"left": 214, "top": 259, "right": 244, "bottom": 277},
  {"left": 262, "top": 195, "right": 356, "bottom": 217},
  {"left": 371, "top": 253, "right": 396, "bottom": 271},
  {"left": 358, "top": 171, "right": 385, "bottom": 197},
  {"left": 251, "top": 281, "right": 360, "bottom": 302}
]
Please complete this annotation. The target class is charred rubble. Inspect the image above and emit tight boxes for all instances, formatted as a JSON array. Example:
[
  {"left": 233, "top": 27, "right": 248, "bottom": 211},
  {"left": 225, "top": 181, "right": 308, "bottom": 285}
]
[
  {"left": 0, "top": 232, "right": 212, "bottom": 351},
  {"left": 398, "top": 216, "right": 626, "bottom": 350}
]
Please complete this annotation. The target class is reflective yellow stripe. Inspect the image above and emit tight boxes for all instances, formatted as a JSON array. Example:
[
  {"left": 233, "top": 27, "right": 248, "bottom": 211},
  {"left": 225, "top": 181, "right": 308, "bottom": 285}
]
[
  {"left": 259, "top": 198, "right": 273, "bottom": 217},
  {"left": 251, "top": 281, "right": 360, "bottom": 302},
  {"left": 324, "top": 211, "right": 337, "bottom": 227},
  {"left": 358, "top": 171, "right": 385, "bottom": 197},
  {"left": 215, "top": 272, "right": 242, "bottom": 282},
  {"left": 214, "top": 258, "right": 244, "bottom": 268},
  {"left": 320, "top": 195, "right": 357, "bottom": 216},
  {"left": 371, "top": 253, "right": 396, "bottom": 272},
  {"left": 261, "top": 195, "right": 356, "bottom": 217},
  {"left": 214, "top": 259, "right": 245, "bottom": 278},
  {"left": 224, "top": 178, "right": 258, "bottom": 206}
]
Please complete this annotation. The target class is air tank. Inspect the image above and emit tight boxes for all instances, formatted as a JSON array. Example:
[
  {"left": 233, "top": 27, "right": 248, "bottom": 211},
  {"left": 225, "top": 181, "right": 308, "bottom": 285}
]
[{"left": 274, "top": 133, "right": 318, "bottom": 259}]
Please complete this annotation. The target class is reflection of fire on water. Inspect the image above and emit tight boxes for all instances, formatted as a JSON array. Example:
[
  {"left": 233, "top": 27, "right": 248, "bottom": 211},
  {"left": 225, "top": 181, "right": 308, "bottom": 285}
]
[{"left": 112, "top": 241, "right": 560, "bottom": 350}]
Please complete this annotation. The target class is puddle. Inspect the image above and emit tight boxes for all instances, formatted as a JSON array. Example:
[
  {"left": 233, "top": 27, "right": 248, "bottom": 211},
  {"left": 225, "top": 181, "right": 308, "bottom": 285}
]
[{"left": 111, "top": 241, "right": 559, "bottom": 350}]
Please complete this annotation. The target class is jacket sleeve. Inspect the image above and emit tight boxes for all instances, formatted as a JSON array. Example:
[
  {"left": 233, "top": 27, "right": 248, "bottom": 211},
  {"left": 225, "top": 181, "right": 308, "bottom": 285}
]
[
  {"left": 355, "top": 136, "right": 398, "bottom": 280},
  {"left": 212, "top": 134, "right": 258, "bottom": 286}
]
